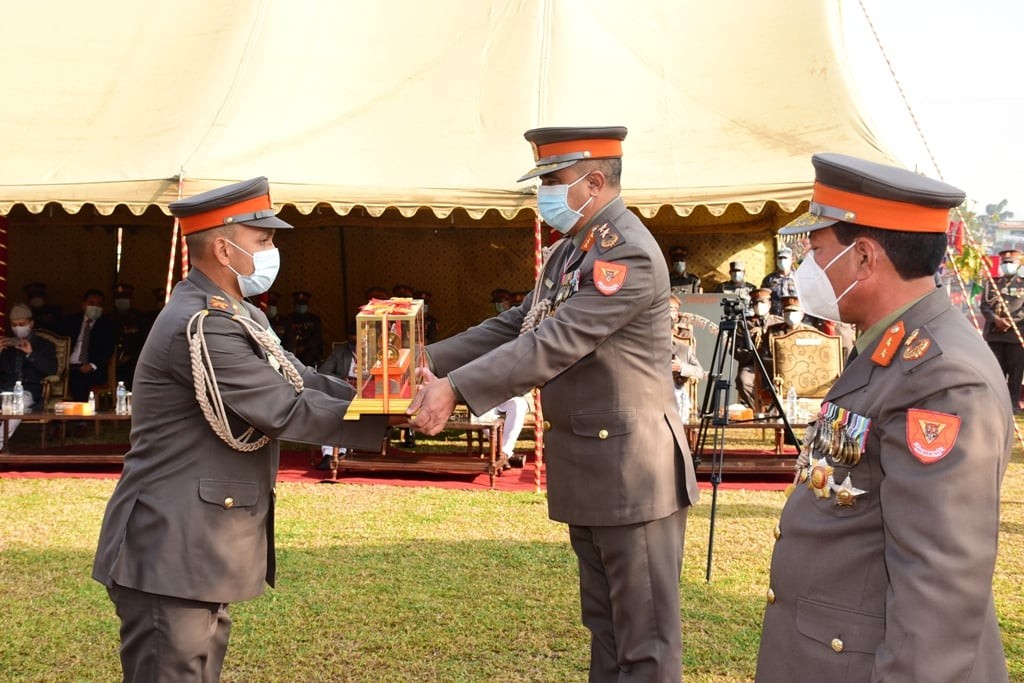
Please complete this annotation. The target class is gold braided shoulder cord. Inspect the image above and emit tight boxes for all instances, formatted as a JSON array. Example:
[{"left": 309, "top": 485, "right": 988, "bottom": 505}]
[{"left": 186, "top": 310, "right": 305, "bottom": 452}]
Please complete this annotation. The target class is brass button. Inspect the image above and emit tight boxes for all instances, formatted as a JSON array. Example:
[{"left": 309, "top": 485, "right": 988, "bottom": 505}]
[
  {"left": 766, "top": 588, "right": 775, "bottom": 604},
  {"left": 224, "top": 497, "right": 234, "bottom": 509},
  {"left": 598, "top": 429, "right": 609, "bottom": 440},
  {"left": 773, "top": 524, "right": 781, "bottom": 540},
  {"left": 830, "top": 637, "right": 844, "bottom": 653},
  {"left": 543, "top": 420, "right": 552, "bottom": 432}
]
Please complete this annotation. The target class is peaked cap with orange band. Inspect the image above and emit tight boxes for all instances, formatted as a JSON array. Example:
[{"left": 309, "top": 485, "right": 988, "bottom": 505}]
[
  {"left": 779, "top": 153, "right": 964, "bottom": 235},
  {"left": 517, "top": 126, "right": 627, "bottom": 182},
  {"left": 169, "top": 176, "right": 293, "bottom": 235}
]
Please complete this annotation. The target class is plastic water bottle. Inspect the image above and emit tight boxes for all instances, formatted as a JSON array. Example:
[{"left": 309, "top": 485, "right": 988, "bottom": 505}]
[
  {"left": 12, "top": 380, "right": 24, "bottom": 415},
  {"left": 88, "top": 390, "right": 96, "bottom": 414},
  {"left": 115, "top": 381, "right": 128, "bottom": 415},
  {"left": 786, "top": 385, "right": 798, "bottom": 419}
]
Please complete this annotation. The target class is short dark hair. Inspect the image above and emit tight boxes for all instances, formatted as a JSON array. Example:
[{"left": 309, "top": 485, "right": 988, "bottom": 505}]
[
  {"left": 579, "top": 158, "right": 622, "bottom": 188},
  {"left": 82, "top": 288, "right": 105, "bottom": 302},
  {"left": 185, "top": 224, "right": 235, "bottom": 255},
  {"left": 833, "top": 222, "right": 946, "bottom": 280}
]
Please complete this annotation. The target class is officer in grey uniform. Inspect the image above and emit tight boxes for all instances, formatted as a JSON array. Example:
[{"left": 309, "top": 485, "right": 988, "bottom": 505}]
[
  {"left": 756, "top": 153, "right": 1010, "bottom": 682},
  {"left": 92, "top": 177, "right": 388, "bottom": 682},
  {"left": 407, "top": 126, "right": 699, "bottom": 682},
  {"left": 980, "top": 248, "right": 1024, "bottom": 409}
]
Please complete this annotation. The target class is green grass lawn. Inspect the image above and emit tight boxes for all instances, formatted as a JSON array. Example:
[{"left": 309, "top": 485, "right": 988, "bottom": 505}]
[{"left": 0, "top": 426, "right": 1022, "bottom": 682}]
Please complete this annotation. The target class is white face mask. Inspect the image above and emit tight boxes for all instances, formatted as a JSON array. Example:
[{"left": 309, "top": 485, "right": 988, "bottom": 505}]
[
  {"left": 294, "top": 304, "right": 309, "bottom": 315},
  {"left": 226, "top": 239, "right": 280, "bottom": 298},
  {"left": 731, "top": 271, "right": 744, "bottom": 284},
  {"left": 85, "top": 305, "right": 103, "bottom": 321},
  {"left": 12, "top": 325, "right": 31, "bottom": 339},
  {"left": 785, "top": 311, "right": 804, "bottom": 327},
  {"left": 114, "top": 298, "right": 131, "bottom": 312},
  {"left": 1000, "top": 262, "right": 1019, "bottom": 277},
  {"left": 777, "top": 257, "right": 792, "bottom": 271},
  {"left": 267, "top": 305, "right": 278, "bottom": 318},
  {"left": 672, "top": 261, "right": 686, "bottom": 275},
  {"left": 28, "top": 297, "right": 45, "bottom": 308},
  {"left": 793, "top": 242, "right": 858, "bottom": 323},
  {"left": 755, "top": 302, "right": 771, "bottom": 317}
]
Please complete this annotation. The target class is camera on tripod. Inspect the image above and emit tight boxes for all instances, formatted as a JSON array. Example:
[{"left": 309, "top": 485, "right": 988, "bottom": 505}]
[{"left": 719, "top": 290, "right": 752, "bottom": 320}]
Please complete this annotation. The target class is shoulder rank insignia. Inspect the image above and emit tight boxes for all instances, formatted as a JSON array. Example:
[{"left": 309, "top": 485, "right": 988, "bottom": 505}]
[
  {"left": 593, "top": 260, "right": 628, "bottom": 296},
  {"left": 589, "top": 222, "right": 623, "bottom": 253},
  {"left": 906, "top": 408, "right": 960, "bottom": 464},
  {"left": 207, "top": 295, "right": 231, "bottom": 312},
  {"left": 902, "top": 327, "right": 931, "bottom": 360},
  {"left": 870, "top": 321, "right": 904, "bottom": 366}
]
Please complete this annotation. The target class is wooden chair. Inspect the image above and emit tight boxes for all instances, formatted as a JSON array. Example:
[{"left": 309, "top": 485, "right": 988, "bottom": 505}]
[
  {"left": 770, "top": 327, "right": 844, "bottom": 401},
  {"left": 25, "top": 330, "right": 71, "bottom": 446}
]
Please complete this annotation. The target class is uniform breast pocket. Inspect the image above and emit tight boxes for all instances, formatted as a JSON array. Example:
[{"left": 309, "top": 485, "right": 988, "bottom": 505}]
[
  {"left": 794, "top": 597, "right": 884, "bottom": 678},
  {"left": 570, "top": 409, "right": 637, "bottom": 441},
  {"left": 198, "top": 478, "right": 260, "bottom": 511}
]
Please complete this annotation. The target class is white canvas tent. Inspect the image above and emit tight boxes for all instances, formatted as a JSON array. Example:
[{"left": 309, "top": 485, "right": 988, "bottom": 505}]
[{"left": 0, "top": 0, "right": 894, "bottom": 220}]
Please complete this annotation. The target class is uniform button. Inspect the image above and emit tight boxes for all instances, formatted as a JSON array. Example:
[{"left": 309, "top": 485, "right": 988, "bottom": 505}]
[
  {"left": 598, "top": 429, "right": 609, "bottom": 440},
  {"left": 224, "top": 497, "right": 234, "bottom": 509},
  {"left": 773, "top": 524, "right": 781, "bottom": 540},
  {"left": 831, "top": 638, "right": 844, "bottom": 653},
  {"left": 766, "top": 588, "right": 775, "bottom": 604},
  {"left": 543, "top": 420, "right": 552, "bottom": 432}
]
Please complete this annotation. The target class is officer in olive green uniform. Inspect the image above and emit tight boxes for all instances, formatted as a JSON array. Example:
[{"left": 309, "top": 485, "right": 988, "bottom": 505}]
[
  {"left": 980, "top": 248, "right": 1024, "bottom": 409},
  {"left": 409, "top": 127, "right": 699, "bottom": 683},
  {"left": 756, "top": 154, "right": 1010, "bottom": 682},
  {"left": 93, "top": 177, "right": 387, "bottom": 681}
]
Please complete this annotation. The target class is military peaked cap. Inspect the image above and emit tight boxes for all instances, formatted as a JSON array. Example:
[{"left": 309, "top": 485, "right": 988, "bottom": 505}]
[
  {"left": 518, "top": 126, "right": 627, "bottom": 182},
  {"left": 999, "top": 249, "right": 1023, "bottom": 261},
  {"left": 169, "top": 177, "right": 293, "bottom": 235},
  {"left": 781, "top": 295, "right": 801, "bottom": 311},
  {"left": 752, "top": 288, "right": 772, "bottom": 303},
  {"left": 780, "top": 153, "right": 965, "bottom": 235}
]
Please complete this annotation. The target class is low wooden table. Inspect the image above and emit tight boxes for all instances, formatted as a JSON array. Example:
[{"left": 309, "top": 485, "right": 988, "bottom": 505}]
[
  {"left": 323, "top": 418, "right": 507, "bottom": 489},
  {"left": 686, "top": 418, "right": 807, "bottom": 475},
  {"left": 0, "top": 410, "right": 131, "bottom": 465}
]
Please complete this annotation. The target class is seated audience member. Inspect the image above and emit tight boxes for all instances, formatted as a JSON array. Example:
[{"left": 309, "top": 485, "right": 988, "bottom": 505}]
[
  {"left": 284, "top": 290, "right": 324, "bottom": 366},
  {"left": 0, "top": 303, "right": 57, "bottom": 447},
  {"left": 24, "top": 281, "right": 62, "bottom": 332},
  {"left": 59, "top": 289, "right": 117, "bottom": 403},
  {"left": 472, "top": 394, "right": 531, "bottom": 468}
]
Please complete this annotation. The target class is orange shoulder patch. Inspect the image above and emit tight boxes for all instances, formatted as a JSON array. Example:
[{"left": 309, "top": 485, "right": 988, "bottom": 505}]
[
  {"left": 870, "top": 322, "right": 905, "bottom": 366},
  {"left": 593, "top": 260, "right": 628, "bottom": 296},
  {"left": 906, "top": 408, "right": 960, "bottom": 464}
]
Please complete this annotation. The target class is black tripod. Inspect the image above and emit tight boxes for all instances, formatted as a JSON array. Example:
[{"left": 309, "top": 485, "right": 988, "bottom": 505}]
[{"left": 693, "top": 297, "right": 800, "bottom": 582}]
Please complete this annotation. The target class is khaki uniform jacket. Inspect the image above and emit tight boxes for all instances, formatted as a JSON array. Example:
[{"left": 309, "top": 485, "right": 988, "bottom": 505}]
[
  {"left": 756, "top": 288, "right": 1010, "bottom": 682},
  {"left": 428, "top": 198, "right": 699, "bottom": 526},
  {"left": 93, "top": 268, "right": 386, "bottom": 604}
]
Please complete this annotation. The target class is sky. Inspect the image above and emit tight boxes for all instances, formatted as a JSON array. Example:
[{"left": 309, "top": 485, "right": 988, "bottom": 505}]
[{"left": 840, "top": 0, "right": 1023, "bottom": 219}]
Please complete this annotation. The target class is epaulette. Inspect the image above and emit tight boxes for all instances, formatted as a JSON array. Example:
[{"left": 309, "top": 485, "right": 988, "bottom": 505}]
[
  {"left": 581, "top": 222, "right": 626, "bottom": 254},
  {"left": 897, "top": 327, "right": 942, "bottom": 371},
  {"left": 205, "top": 294, "right": 237, "bottom": 316}
]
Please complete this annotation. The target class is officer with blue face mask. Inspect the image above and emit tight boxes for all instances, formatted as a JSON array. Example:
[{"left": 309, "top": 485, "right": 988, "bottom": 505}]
[
  {"left": 93, "top": 177, "right": 388, "bottom": 681},
  {"left": 981, "top": 247, "right": 1024, "bottom": 409},
  {"left": 408, "top": 126, "right": 698, "bottom": 682}
]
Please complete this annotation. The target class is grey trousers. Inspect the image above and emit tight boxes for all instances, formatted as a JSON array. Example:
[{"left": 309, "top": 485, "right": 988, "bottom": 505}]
[
  {"left": 107, "top": 584, "right": 232, "bottom": 683},
  {"left": 569, "top": 507, "right": 688, "bottom": 682}
]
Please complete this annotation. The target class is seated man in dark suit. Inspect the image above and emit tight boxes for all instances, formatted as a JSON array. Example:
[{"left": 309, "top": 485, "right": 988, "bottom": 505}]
[
  {"left": 0, "top": 303, "right": 57, "bottom": 447},
  {"left": 59, "top": 289, "right": 117, "bottom": 402}
]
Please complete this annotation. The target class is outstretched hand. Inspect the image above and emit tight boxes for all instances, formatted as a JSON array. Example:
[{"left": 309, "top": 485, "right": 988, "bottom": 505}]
[{"left": 406, "top": 367, "right": 457, "bottom": 435}]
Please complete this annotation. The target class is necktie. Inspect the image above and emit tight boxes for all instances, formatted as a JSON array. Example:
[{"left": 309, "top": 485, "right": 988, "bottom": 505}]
[{"left": 79, "top": 318, "right": 92, "bottom": 364}]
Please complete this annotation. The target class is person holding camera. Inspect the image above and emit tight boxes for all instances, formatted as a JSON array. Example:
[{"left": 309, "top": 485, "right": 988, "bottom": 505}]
[
  {"left": 0, "top": 303, "right": 57, "bottom": 446},
  {"left": 733, "top": 288, "right": 781, "bottom": 412}
]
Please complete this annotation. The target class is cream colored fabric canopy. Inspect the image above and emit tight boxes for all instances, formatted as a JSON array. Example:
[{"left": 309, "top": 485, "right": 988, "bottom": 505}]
[{"left": 0, "top": 0, "right": 893, "bottom": 220}]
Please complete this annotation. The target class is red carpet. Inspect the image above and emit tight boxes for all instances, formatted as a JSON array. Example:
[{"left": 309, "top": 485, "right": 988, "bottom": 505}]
[{"left": 0, "top": 448, "right": 789, "bottom": 492}]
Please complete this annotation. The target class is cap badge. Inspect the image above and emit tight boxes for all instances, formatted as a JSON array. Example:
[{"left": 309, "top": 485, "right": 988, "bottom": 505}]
[
  {"left": 906, "top": 408, "right": 960, "bottom": 464},
  {"left": 593, "top": 260, "right": 628, "bottom": 296}
]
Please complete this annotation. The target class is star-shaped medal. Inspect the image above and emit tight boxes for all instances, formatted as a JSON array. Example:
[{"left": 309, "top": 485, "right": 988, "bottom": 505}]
[{"left": 830, "top": 474, "right": 866, "bottom": 507}]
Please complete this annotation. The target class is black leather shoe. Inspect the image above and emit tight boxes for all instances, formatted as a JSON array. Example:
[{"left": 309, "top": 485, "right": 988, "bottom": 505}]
[
  {"left": 316, "top": 456, "right": 333, "bottom": 471},
  {"left": 507, "top": 453, "right": 525, "bottom": 468}
]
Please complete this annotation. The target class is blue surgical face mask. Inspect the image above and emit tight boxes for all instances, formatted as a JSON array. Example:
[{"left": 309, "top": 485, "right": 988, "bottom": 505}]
[
  {"left": 226, "top": 239, "right": 280, "bottom": 298},
  {"left": 536, "top": 173, "right": 594, "bottom": 234}
]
